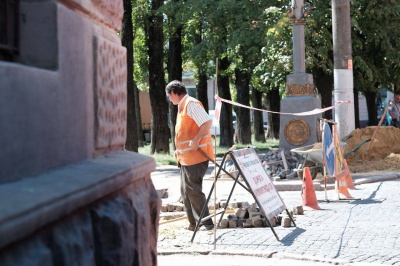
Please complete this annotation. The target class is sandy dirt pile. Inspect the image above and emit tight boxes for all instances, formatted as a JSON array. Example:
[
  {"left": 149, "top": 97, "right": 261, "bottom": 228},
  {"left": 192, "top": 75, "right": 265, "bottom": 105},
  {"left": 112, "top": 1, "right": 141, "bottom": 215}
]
[
  {"left": 344, "top": 126, "right": 400, "bottom": 173},
  {"left": 158, "top": 219, "right": 190, "bottom": 240}
]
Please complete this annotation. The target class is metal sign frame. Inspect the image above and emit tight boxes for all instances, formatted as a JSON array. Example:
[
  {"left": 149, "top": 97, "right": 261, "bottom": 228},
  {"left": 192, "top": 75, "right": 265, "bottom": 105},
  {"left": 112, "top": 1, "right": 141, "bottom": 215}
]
[{"left": 191, "top": 148, "right": 296, "bottom": 242}]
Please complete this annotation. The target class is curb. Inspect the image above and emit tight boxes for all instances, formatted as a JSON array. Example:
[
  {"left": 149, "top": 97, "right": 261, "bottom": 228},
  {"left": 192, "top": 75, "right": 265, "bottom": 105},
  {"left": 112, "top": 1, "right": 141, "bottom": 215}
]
[
  {"left": 353, "top": 174, "right": 400, "bottom": 186},
  {"left": 158, "top": 250, "right": 385, "bottom": 265}
]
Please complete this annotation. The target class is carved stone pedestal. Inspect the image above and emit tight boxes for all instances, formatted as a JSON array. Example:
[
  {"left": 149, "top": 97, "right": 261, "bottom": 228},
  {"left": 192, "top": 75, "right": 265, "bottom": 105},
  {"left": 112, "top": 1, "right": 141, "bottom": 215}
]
[{"left": 279, "top": 74, "right": 321, "bottom": 151}]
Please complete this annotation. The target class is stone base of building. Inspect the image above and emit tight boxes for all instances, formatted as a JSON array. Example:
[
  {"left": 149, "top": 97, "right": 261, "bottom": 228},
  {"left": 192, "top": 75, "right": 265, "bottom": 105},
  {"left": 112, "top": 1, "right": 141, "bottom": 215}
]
[{"left": 0, "top": 151, "right": 160, "bottom": 266}]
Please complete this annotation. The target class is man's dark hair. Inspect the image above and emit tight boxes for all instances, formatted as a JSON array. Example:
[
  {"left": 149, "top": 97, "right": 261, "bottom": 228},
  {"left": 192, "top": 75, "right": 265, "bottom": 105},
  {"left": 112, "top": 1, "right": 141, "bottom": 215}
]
[{"left": 166, "top": 80, "right": 187, "bottom": 96}]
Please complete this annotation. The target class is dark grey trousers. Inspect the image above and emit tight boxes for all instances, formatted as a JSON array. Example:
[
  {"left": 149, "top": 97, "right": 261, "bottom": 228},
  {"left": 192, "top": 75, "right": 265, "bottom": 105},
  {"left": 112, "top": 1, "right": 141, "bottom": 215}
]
[{"left": 180, "top": 161, "right": 213, "bottom": 226}]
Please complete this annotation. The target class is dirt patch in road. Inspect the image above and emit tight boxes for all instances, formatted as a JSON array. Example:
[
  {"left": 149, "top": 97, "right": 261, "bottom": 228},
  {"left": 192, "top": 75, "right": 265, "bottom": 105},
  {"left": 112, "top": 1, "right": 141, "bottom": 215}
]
[
  {"left": 344, "top": 126, "right": 400, "bottom": 173},
  {"left": 159, "top": 219, "right": 189, "bottom": 240}
]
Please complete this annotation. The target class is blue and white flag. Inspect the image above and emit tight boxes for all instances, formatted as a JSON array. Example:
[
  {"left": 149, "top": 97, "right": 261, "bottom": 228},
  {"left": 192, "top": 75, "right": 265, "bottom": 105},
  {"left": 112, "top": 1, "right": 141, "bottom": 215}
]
[{"left": 323, "top": 123, "right": 335, "bottom": 177}]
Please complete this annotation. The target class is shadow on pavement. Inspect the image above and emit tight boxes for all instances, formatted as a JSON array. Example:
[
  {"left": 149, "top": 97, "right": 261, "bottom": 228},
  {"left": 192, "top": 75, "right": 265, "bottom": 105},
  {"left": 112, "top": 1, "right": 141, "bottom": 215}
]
[{"left": 280, "top": 227, "right": 306, "bottom": 246}]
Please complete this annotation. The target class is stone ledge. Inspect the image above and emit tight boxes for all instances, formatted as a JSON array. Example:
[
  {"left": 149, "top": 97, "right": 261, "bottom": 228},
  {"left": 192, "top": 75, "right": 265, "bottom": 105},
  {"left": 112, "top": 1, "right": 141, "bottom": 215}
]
[{"left": 0, "top": 150, "right": 155, "bottom": 249}]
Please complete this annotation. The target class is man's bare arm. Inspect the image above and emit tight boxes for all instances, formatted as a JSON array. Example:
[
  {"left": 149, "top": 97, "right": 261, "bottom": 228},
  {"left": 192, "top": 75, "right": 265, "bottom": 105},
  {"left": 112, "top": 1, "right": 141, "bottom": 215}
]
[{"left": 189, "top": 119, "right": 212, "bottom": 150}]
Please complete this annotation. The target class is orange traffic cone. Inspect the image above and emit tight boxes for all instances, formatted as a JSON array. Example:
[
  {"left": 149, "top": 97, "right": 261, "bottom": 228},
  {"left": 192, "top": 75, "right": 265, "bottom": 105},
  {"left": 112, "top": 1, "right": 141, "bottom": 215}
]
[
  {"left": 336, "top": 175, "right": 354, "bottom": 199},
  {"left": 343, "top": 160, "right": 356, "bottom": 190},
  {"left": 301, "top": 167, "right": 321, "bottom": 210}
]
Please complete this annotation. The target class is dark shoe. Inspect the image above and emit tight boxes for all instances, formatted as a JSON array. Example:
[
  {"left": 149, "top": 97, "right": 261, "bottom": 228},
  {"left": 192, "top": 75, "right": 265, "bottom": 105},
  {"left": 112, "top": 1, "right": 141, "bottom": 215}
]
[
  {"left": 187, "top": 223, "right": 214, "bottom": 231},
  {"left": 187, "top": 224, "right": 196, "bottom": 231},
  {"left": 201, "top": 224, "right": 214, "bottom": 231}
]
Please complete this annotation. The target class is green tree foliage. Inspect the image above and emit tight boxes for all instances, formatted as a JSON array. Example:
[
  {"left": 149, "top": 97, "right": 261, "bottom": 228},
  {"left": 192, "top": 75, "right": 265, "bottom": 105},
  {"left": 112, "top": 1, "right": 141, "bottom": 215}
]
[
  {"left": 351, "top": 0, "right": 400, "bottom": 125},
  {"left": 306, "top": 0, "right": 334, "bottom": 120},
  {"left": 128, "top": 0, "right": 400, "bottom": 150},
  {"left": 352, "top": 0, "right": 400, "bottom": 91},
  {"left": 253, "top": 4, "right": 291, "bottom": 138},
  {"left": 224, "top": 0, "right": 272, "bottom": 145},
  {"left": 132, "top": 0, "right": 150, "bottom": 91},
  {"left": 254, "top": 5, "right": 291, "bottom": 92},
  {"left": 180, "top": 0, "right": 236, "bottom": 146},
  {"left": 352, "top": 0, "right": 400, "bottom": 90}
]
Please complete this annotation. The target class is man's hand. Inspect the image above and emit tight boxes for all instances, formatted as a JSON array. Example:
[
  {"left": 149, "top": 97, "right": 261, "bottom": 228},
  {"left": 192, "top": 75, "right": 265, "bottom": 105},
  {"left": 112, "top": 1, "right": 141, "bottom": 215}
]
[
  {"left": 188, "top": 140, "right": 199, "bottom": 150},
  {"left": 190, "top": 119, "right": 212, "bottom": 151}
]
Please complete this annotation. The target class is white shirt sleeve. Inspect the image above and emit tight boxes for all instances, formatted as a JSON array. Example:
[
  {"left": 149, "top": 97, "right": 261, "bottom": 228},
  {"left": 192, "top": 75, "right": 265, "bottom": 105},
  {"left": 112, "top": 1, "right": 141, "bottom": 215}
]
[{"left": 187, "top": 102, "right": 211, "bottom": 127}]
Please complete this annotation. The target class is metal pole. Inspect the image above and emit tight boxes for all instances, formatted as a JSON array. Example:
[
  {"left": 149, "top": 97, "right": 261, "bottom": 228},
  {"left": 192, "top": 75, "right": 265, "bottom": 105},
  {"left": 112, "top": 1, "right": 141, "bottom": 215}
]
[{"left": 213, "top": 59, "right": 218, "bottom": 249}]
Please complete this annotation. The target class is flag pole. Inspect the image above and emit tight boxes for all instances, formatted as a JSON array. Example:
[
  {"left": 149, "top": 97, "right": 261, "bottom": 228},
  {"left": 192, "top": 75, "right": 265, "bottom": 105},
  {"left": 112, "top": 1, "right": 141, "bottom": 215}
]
[{"left": 213, "top": 58, "right": 218, "bottom": 249}]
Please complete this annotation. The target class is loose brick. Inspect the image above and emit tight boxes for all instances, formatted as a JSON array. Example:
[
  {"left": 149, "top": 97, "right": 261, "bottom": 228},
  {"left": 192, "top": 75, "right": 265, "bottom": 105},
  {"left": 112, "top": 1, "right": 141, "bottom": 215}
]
[
  {"left": 268, "top": 218, "right": 277, "bottom": 227},
  {"left": 228, "top": 220, "right": 238, "bottom": 228},
  {"left": 227, "top": 214, "right": 238, "bottom": 220},
  {"left": 236, "top": 208, "right": 247, "bottom": 218},
  {"left": 293, "top": 205, "right": 304, "bottom": 215},
  {"left": 243, "top": 221, "right": 253, "bottom": 228},
  {"left": 252, "top": 216, "right": 263, "bottom": 227},
  {"left": 247, "top": 207, "right": 258, "bottom": 213},
  {"left": 248, "top": 211, "right": 262, "bottom": 219},
  {"left": 174, "top": 203, "right": 184, "bottom": 211},
  {"left": 281, "top": 216, "right": 292, "bottom": 227},
  {"left": 220, "top": 219, "right": 229, "bottom": 228},
  {"left": 167, "top": 204, "right": 174, "bottom": 212},
  {"left": 241, "top": 202, "right": 250, "bottom": 209},
  {"left": 237, "top": 218, "right": 244, "bottom": 227}
]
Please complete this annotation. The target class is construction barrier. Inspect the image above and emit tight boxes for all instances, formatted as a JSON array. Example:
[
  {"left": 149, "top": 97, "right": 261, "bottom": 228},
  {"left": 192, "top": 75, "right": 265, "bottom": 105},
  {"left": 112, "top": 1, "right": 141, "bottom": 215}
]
[
  {"left": 301, "top": 167, "right": 321, "bottom": 210},
  {"left": 343, "top": 159, "right": 356, "bottom": 190},
  {"left": 336, "top": 175, "right": 354, "bottom": 199}
]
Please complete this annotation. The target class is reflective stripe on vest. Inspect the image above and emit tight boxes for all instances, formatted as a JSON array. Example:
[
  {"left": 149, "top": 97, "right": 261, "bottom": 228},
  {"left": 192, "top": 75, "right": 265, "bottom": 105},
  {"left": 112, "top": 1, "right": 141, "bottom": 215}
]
[
  {"left": 175, "top": 135, "right": 213, "bottom": 154},
  {"left": 175, "top": 96, "right": 214, "bottom": 165}
]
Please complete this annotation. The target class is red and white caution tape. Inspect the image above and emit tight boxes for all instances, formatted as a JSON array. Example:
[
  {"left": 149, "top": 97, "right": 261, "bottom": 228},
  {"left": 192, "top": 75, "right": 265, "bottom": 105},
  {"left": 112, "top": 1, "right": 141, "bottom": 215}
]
[{"left": 215, "top": 96, "right": 350, "bottom": 116}]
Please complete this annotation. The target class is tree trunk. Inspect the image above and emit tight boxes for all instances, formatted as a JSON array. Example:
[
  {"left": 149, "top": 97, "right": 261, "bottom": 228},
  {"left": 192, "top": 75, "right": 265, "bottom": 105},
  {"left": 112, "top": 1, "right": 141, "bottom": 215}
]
[
  {"left": 365, "top": 90, "right": 378, "bottom": 126},
  {"left": 197, "top": 72, "right": 208, "bottom": 112},
  {"left": 235, "top": 68, "right": 251, "bottom": 145},
  {"left": 148, "top": 0, "right": 169, "bottom": 154},
  {"left": 194, "top": 20, "right": 209, "bottom": 112},
  {"left": 313, "top": 68, "right": 333, "bottom": 120},
  {"left": 134, "top": 83, "right": 144, "bottom": 147},
  {"left": 122, "top": 0, "right": 138, "bottom": 152},
  {"left": 265, "top": 88, "right": 280, "bottom": 139},
  {"left": 353, "top": 87, "right": 360, "bottom": 128},
  {"left": 252, "top": 88, "right": 266, "bottom": 142},
  {"left": 218, "top": 57, "right": 234, "bottom": 147},
  {"left": 167, "top": 21, "right": 182, "bottom": 151}
]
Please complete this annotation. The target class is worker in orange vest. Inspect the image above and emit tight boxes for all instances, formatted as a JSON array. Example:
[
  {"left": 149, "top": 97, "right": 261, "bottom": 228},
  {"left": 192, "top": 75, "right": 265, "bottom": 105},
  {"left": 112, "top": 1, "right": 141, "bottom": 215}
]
[{"left": 166, "top": 80, "right": 215, "bottom": 231}]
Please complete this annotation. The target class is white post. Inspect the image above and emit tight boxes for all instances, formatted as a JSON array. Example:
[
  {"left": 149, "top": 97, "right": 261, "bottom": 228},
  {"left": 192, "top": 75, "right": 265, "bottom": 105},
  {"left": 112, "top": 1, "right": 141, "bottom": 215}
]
[{"left": 332, "top": 0, "right": 355, "bottom": 138}]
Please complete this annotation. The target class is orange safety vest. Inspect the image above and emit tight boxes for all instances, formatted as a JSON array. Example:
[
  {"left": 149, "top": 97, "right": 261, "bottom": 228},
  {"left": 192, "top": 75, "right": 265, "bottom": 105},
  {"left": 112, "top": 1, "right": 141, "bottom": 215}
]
[{"left": 175, "top": 96, "right": 214, "bottom": 166}]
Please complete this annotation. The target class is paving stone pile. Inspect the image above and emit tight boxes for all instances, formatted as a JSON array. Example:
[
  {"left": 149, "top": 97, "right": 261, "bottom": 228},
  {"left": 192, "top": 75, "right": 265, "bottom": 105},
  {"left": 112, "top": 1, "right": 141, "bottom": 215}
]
[
  {"left": 217, "top": 202, "right": 303, "bottom": 229},
  {"left": 222, "top": 149, "right": 307, "bottom": 181},
  {"left": 160, "top": 200, "right": 304, "bottom": 229},
  {"left": 258, "top": 149, "right": 301, "bottom": 180}
]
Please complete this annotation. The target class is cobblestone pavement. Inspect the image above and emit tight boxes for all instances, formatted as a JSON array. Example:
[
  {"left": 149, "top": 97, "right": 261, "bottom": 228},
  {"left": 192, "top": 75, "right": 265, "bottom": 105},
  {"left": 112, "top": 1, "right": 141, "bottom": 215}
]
[{"left": 153, "top": 166, "right": 400, "bottom": 265}]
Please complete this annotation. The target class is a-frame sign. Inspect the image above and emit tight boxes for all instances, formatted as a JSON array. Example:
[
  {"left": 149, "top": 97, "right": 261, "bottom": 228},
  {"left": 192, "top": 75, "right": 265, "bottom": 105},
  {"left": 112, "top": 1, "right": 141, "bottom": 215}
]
[{"left": 192, "top": 148, "right": 296, "bottom": 242}]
